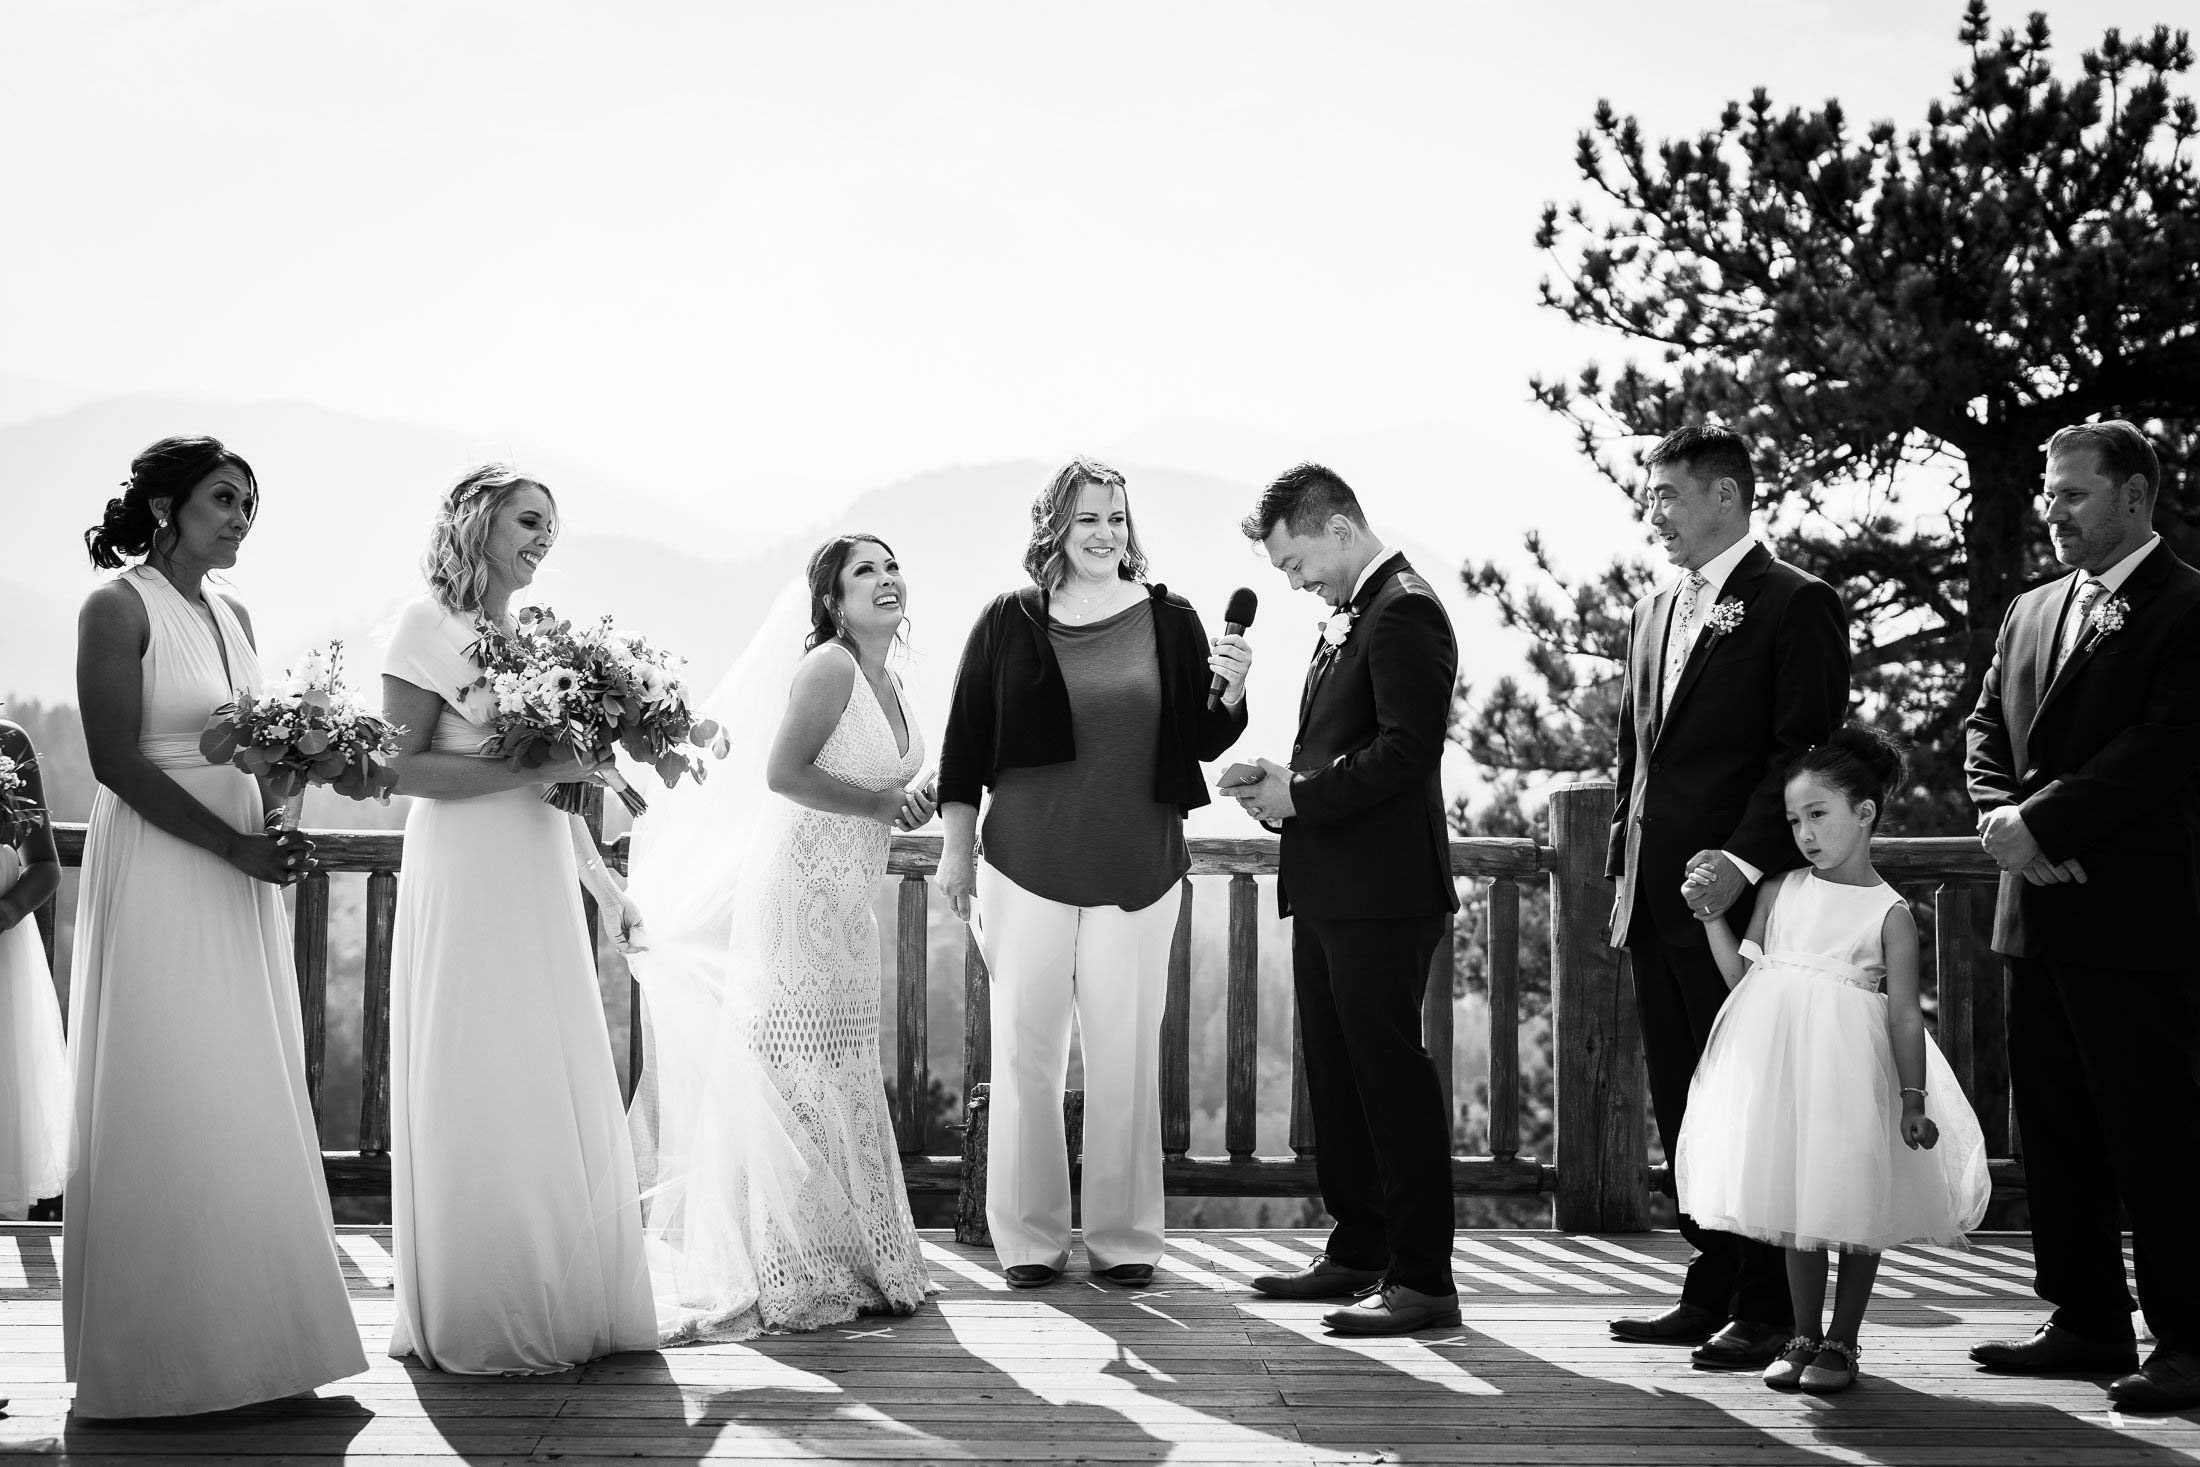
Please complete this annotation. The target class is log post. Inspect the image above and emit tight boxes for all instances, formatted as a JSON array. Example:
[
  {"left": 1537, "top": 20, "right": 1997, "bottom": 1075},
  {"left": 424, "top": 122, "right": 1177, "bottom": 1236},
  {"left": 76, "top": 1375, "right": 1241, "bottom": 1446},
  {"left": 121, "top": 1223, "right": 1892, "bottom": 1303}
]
[
  {"left": 292, "top": 869, "right": 331, "bottom": 1124},
  {"left": 1161, "top": 878, "right": 1193, "bottom": 1160},
  {"left": 895, "top": 875, "right": 929, "bottom": 1154},
  {"left": 1486, "top": 876, "right": 1522, "bottom": 1162},
  {"left": 1548, "top": 782, "right": 1648, "bottom": 1231},
  {"left": 1934, "top": 883, "right": 1977, "bottom": 1103},
  {"left": 961, "top": 935, "right": 990, "bottom": 1118},
  {"left": 357, "top": 869, "right": 397, "bottom": 1156},
  {"left": 1225, "top": 873, "right": 1259, "bottom": 1163}
]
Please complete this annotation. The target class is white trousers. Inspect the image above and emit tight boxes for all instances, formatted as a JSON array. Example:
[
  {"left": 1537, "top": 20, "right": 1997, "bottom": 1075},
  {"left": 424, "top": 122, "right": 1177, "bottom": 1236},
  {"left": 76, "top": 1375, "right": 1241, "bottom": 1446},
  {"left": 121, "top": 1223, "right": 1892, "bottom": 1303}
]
[{"left": 975, "top": 861, "right": 1181, "bottom": 1270}]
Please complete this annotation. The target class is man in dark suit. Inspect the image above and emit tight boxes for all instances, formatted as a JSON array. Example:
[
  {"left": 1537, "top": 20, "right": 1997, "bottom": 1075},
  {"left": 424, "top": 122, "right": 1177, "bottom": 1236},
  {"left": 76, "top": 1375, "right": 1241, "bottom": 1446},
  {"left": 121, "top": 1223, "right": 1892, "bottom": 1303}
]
[
  {"left": 1964, "top": 420, "right": 2200, "bottom": 1412},
  {"left": 1224, "top": 463, "right": 1460, "bottom": 1335},
  {"left": 1606, "top": 426, "right": 1849, "bottom": 1367}
]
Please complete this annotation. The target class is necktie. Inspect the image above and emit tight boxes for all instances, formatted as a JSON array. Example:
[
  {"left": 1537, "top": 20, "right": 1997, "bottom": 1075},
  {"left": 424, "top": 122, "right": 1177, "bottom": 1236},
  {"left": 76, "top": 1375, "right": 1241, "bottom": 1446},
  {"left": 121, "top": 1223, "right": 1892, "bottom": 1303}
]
[
  {"left": 1661, "top": 571, "right": 1708, "bottom": 715},
  {"left": 2055, "top": 579, "right": 2106, "bottom": 675}
]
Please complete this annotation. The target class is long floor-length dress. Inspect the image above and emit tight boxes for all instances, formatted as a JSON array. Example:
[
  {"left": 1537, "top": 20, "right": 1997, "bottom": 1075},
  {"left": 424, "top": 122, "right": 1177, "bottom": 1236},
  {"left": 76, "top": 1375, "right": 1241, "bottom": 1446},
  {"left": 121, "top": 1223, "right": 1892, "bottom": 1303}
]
[
  {"left": 0, "top": 843, "right": 69, "bottom": 1218},
  {"left": 383, "top": 597, "right": 655, "bottom": 1373},
  {"left": 64, "top": 564, "right": 366, "bottom": 1417},
  {"left": 636, "top": 642, "right": 930, "bottom": 1343}
]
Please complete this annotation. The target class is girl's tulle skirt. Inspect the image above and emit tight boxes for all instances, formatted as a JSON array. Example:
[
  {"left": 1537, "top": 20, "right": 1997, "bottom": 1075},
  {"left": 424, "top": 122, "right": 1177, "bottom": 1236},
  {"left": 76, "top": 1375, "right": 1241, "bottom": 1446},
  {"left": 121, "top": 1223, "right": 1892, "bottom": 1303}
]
[{"left": 1675, "top": 956, "right": 1991, "bottom": 1254}]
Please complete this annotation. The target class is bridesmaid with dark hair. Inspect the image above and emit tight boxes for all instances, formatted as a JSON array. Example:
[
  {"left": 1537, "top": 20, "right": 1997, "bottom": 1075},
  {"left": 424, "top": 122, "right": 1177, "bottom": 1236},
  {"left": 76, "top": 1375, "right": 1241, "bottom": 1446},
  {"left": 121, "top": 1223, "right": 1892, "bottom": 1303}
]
[{"left": 67, "top": 437, "right": 365, "bottom": 1417}]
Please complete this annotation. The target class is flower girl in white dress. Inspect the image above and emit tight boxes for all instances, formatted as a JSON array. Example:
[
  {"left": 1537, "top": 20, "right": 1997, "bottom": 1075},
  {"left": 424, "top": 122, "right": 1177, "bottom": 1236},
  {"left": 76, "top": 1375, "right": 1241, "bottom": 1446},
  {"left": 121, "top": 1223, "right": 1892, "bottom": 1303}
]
[
  {"left": 0, "top": 719, "right": 67, "bottom": 1221},
  {"left": 1676, "top": 726, "right": 1989, "bottom": 1395}
]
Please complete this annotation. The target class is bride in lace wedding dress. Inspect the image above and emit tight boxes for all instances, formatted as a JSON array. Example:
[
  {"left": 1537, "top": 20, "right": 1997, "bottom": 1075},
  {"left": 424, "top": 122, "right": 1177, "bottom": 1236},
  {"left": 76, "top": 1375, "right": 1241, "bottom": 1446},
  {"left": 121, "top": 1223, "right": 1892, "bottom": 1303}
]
[{"left": 624, "top": 534, "right": 934, "bottom": 1342}]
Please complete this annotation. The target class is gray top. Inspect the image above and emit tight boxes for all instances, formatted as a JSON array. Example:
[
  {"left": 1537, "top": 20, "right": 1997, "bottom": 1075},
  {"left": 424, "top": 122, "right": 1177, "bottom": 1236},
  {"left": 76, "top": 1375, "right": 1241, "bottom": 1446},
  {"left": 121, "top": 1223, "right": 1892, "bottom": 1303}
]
[{"left": 981, "top": 599, "right": 1188, "bottom": 911}]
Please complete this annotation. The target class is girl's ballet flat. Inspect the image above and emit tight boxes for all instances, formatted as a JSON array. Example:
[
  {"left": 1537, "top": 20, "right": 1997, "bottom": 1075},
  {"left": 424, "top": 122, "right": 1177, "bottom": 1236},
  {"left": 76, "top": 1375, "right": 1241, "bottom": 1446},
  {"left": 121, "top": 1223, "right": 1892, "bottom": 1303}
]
[
  {"left": 1764, "top": 1337, "right": 1822, "bottom": 1391},
  {"left": 1799, "top": 1340, "right": 1861, "bottom": 1394}
]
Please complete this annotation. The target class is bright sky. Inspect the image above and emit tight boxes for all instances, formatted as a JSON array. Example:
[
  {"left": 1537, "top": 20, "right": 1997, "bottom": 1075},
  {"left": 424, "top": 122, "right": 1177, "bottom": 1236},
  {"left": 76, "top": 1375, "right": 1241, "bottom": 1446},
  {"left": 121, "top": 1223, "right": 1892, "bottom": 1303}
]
[{"left": 2, "top": 0, "right": 2168, "bottom": 569}]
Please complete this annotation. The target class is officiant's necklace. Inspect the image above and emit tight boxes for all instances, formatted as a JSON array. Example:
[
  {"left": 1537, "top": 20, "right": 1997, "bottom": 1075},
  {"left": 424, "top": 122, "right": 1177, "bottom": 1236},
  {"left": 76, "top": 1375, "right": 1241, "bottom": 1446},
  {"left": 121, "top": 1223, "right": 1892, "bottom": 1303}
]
[{"left": 1054, "top": 575, "right": 1136, "bottom": 624}]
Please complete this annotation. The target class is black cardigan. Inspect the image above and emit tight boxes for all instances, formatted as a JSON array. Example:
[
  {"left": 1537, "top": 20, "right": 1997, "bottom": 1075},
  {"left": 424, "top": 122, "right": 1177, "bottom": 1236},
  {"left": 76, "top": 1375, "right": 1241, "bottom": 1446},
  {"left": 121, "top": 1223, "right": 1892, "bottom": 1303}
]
[{"left": 938, "top": 583, "right": 1249, "bottom": 813}]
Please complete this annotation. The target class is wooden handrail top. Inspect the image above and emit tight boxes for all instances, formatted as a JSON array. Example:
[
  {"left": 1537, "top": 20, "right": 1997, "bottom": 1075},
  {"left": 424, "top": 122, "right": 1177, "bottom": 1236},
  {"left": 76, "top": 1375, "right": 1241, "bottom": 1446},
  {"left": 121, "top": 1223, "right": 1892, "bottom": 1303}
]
[{"left": 46, "top": 822, "right": 2002, "bottom": 881}]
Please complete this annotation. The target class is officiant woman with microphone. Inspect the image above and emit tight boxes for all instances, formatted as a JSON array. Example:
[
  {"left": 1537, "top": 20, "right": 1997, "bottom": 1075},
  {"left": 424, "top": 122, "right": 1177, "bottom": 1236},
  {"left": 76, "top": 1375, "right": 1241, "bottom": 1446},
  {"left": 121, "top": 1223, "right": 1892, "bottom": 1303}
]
[{"left": 935, "top": 458, "right": 1254, "bottom": 1288}]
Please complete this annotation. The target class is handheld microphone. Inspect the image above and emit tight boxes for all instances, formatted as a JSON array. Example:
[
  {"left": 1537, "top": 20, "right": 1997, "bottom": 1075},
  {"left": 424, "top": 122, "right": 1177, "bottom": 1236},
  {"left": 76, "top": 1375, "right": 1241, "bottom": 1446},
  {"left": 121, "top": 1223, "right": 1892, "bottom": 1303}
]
[{"left": 1208, "top": 587, "right": 1259, "bottom": 712}]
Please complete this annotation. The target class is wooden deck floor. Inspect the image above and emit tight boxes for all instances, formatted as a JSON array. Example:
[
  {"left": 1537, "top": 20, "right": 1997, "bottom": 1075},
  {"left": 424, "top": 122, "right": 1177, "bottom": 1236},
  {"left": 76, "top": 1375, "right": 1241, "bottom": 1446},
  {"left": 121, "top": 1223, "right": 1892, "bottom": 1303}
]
[{"left": 2, "top": 1225, "right": 2195, "bottom": 1465}]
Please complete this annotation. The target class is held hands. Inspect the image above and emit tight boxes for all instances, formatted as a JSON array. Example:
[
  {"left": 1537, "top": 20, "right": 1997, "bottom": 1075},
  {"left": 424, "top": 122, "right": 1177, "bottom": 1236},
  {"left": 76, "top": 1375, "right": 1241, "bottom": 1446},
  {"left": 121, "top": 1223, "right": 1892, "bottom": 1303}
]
[
  {"left": 1207, "top": 633, "right": 1252, "bottom": 706},
  {"left": 607, "top": 881, "right": 648, "bottom": 955},
  {"left": 1679, "top": 850, "right": 1745, "bottom": 920},
  {"left": 895, "top": 777, "right": 939, "bottom": 833},
  {"left": 231, "top": 825, "right": 317, "bottom": 887},
  {"left": 1220, "top": 758, "right": 1295, "bottom": 824},
  {"left": 538, "top": 749, "right": 613, "bottom": 786},
  {"left": 1977, "top": 806, "right": 2088, "bottom": 886}
]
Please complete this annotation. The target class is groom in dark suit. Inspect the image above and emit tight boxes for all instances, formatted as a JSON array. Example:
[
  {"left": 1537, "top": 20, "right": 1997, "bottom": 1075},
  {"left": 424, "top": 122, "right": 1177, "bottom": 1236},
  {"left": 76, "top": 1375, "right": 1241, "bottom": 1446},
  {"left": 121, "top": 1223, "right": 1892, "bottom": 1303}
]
[
  {"left": 1606, "top": 426, "right": 1848, "bottom": 1367},
  {"left": 1964, "top": 420, "right": 2200, "bottom": 1412},
  {"left": 1224, "top": 464, "right": 1460, "bottom": 1336}
]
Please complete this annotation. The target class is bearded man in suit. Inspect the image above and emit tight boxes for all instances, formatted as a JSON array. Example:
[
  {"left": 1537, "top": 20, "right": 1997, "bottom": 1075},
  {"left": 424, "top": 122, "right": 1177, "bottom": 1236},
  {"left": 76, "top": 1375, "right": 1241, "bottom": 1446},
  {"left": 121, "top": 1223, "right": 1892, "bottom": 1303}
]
[
  {"left": 1964, "top": 420, "right": 2200, "bottom": 1412},
  {"left": 1224, "top": 463, "right": 1460, "bottom": 1336},
  {"left": 1605, "top": 425, "right": 1850, "bottom": 1368}
]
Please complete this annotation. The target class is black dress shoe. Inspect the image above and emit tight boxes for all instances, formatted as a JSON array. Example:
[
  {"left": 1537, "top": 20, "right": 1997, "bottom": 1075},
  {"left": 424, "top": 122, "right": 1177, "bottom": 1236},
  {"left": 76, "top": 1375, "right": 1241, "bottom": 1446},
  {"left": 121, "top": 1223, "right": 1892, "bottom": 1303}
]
[
  {"left": 1609, "top": 1301, "right": 1723, "bottom": 1344},
  {"left": 1098, "top": 1263, "right": 1154, "bottom": 1288},
  {"left": 2107, "top": 1349, "right": 2200, "bottom": 1411},
  {"left": 1970, "top": 1323, "right": 2139, "bottom": 1377},
  {"left": 1004, "top": 1264, "right": 1060, "bottom": 1289},
  {"left": 1250, "top": 1252, "right": 1387, "bottom": 1300},
  {"left": 1691, "top": 1319, "right": 1792, "bottom": 1370}
]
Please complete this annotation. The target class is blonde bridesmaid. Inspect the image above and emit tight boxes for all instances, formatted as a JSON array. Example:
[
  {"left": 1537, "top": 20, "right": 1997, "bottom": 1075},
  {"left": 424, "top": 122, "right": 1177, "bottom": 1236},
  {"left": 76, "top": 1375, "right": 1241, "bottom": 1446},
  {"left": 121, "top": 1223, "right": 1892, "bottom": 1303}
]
[{"left": 380, "top": 466, "right": 654, "bottom": 1373}]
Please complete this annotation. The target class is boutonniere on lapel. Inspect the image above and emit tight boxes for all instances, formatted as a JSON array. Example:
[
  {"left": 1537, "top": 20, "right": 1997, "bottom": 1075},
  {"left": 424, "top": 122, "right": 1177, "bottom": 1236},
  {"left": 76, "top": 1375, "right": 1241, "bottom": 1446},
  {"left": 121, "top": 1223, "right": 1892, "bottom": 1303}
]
[
  {"left": 1319, "top": 607, "right": 1358, "bottom": 652},
  {"left": 1700, "top": 597, "right": 1746, "bottom": 643},
  {"left": 2082, "top": 596, "right": 2131, "bottom": 653}
]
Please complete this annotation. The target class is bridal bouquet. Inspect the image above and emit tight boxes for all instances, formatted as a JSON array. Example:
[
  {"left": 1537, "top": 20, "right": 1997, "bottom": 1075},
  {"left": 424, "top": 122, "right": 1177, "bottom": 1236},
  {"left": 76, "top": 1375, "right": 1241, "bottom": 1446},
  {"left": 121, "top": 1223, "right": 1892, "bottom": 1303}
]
[
  {"left": 0, "top": 745, "right": 45, "bottom": 849},
  {"left": 470, "top": 605, "right": 727, "bottom": 818},
  {"left": 200, "top": 641, "right": 404, "bottom": 830}
]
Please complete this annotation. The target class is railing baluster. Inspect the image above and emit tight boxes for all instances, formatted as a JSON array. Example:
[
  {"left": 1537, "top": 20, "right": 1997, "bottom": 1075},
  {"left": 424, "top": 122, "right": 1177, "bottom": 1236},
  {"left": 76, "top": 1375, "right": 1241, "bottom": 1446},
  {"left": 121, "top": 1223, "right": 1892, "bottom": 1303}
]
[
  {"left": 895, "top": 875, "right": 929, "bottom": 1155},
  {"left": 1225, "top": 873, "right": 1258, "bottom": 1163},
  {"left": 1161, "top": 878, "right": 1193, "bottom": 1160},
  {"left": 1424, "top": 907, "right": 1455, "bottom": 1149},
  {"left": 1487, "top": 876, "right": 1521, "bottom": 1162},
  {"left": 1934, "top": 882, "right": 1976, "bottom": 1103},
  {"left": 962, "top": 932, "right": 990, "bottom": 1116},
  {"left": 358, "top": 869, "right": 396, "bottom": 1155},
  {"left": 1288, "top": 1020, "right": 1314, "bottom": 1158},
  {"left": 291, "top": 870, "right": 331, "bottom": 1124}
]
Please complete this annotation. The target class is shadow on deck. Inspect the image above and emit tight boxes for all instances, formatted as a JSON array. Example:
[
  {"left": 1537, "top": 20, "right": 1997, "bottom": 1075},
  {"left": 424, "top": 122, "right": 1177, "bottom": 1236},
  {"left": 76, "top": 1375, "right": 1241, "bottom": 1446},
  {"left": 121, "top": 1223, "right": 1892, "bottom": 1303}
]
[{"left": 2, "top": 1226, "right": 2195, "bottom": 1465}]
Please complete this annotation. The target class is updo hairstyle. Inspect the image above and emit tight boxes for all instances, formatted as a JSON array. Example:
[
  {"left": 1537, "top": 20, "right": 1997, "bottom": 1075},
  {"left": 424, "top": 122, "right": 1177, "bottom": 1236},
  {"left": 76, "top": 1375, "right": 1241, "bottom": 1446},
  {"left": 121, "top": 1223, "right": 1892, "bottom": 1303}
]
[
  {"left": 422, "top": 465, "right": 555, "bottom": 616},
  {"left": 1784, "top": 724, "right": 1908, "bottom": 831},
  {"left": 84, "top": 436, "right": 258, "bottom": 570},
  {"left": 804, "top": 532, "right": 899, "bottom": 652},
  {"left": 1022, "top": 457, "right": 1149, "bottom": 590}
]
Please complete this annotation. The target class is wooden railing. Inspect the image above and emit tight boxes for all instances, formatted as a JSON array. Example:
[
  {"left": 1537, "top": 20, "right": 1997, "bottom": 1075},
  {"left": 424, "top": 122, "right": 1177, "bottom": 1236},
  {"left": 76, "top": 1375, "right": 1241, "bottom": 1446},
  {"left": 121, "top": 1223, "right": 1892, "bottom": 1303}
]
[{"left": 39, "top": 782, "right": 2024, "bottom": 1230}]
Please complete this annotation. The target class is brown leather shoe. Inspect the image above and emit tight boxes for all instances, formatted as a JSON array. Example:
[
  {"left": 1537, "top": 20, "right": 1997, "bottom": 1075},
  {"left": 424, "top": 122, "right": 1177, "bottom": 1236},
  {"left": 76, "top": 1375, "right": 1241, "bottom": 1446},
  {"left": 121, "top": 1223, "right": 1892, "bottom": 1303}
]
[
  {"left": 1250, "top": 1252, "right": 1387, "bottom": 1300},
  {"left": 1970, "top": 1323, "right": 2139, "bottom": 1377},
  {"left": 1691, "top": 1319, "right": 1791, "bottom": 1370},
  {"left": 1321, "top": 1283, "right": 1462, "bottom": 1335},
  {"left": 2107, "top": 1349, "right": 2200, "bottom": 1411},
  {"left": 1097, "top": 1263, "right": 1155, "bottom": 1288},
  {"left": 1609, "top": 1301, "right": 1723, "bottom": 1344}
]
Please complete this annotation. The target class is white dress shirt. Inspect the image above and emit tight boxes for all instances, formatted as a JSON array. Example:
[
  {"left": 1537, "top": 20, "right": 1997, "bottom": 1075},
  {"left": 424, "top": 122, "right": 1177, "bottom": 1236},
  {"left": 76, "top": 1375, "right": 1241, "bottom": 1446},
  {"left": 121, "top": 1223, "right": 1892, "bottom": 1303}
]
[
  {"left": 1349, "top": 541, "right": 1395, "bottom": 604},
  {"left": 2056, "top": 533, "right": 2159, "bottom": 668},
  {"left": 1664, "top": 535, "right": 1766, "bottom": 886}
]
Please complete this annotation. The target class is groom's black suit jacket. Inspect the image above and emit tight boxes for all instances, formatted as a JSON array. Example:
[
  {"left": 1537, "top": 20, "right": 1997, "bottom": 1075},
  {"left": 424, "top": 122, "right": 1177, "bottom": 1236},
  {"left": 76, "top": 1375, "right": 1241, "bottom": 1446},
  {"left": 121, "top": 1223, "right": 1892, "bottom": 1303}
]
[
  {"left": 1608, "top": 543, "right": 1849, "bottom": 949},
  {"left": 1276, "top": 553, "right": 1459, "bottom": 922},
  {"left": 1964, "top": 540, "right": 2200, "bottom": 970}
]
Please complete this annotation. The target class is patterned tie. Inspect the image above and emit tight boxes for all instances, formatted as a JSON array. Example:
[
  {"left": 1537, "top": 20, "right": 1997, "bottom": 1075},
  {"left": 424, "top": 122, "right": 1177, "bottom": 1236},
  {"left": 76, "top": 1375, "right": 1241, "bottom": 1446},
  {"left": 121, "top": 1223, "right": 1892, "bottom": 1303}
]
[
  {"left": 2055, "top": 578, "right": 2106, "bottom": 676},
  {"left": 1661, "top": 571, "right": 1709, "bottom": 716}
]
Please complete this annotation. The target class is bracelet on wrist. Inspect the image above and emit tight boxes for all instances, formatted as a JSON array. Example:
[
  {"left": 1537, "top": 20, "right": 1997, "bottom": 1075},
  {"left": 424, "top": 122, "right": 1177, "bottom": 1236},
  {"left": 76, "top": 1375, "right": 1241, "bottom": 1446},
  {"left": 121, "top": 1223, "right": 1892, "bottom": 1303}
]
[{"left": 1900, "top": 1086, "right": 1927, "bottom": 1100}]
